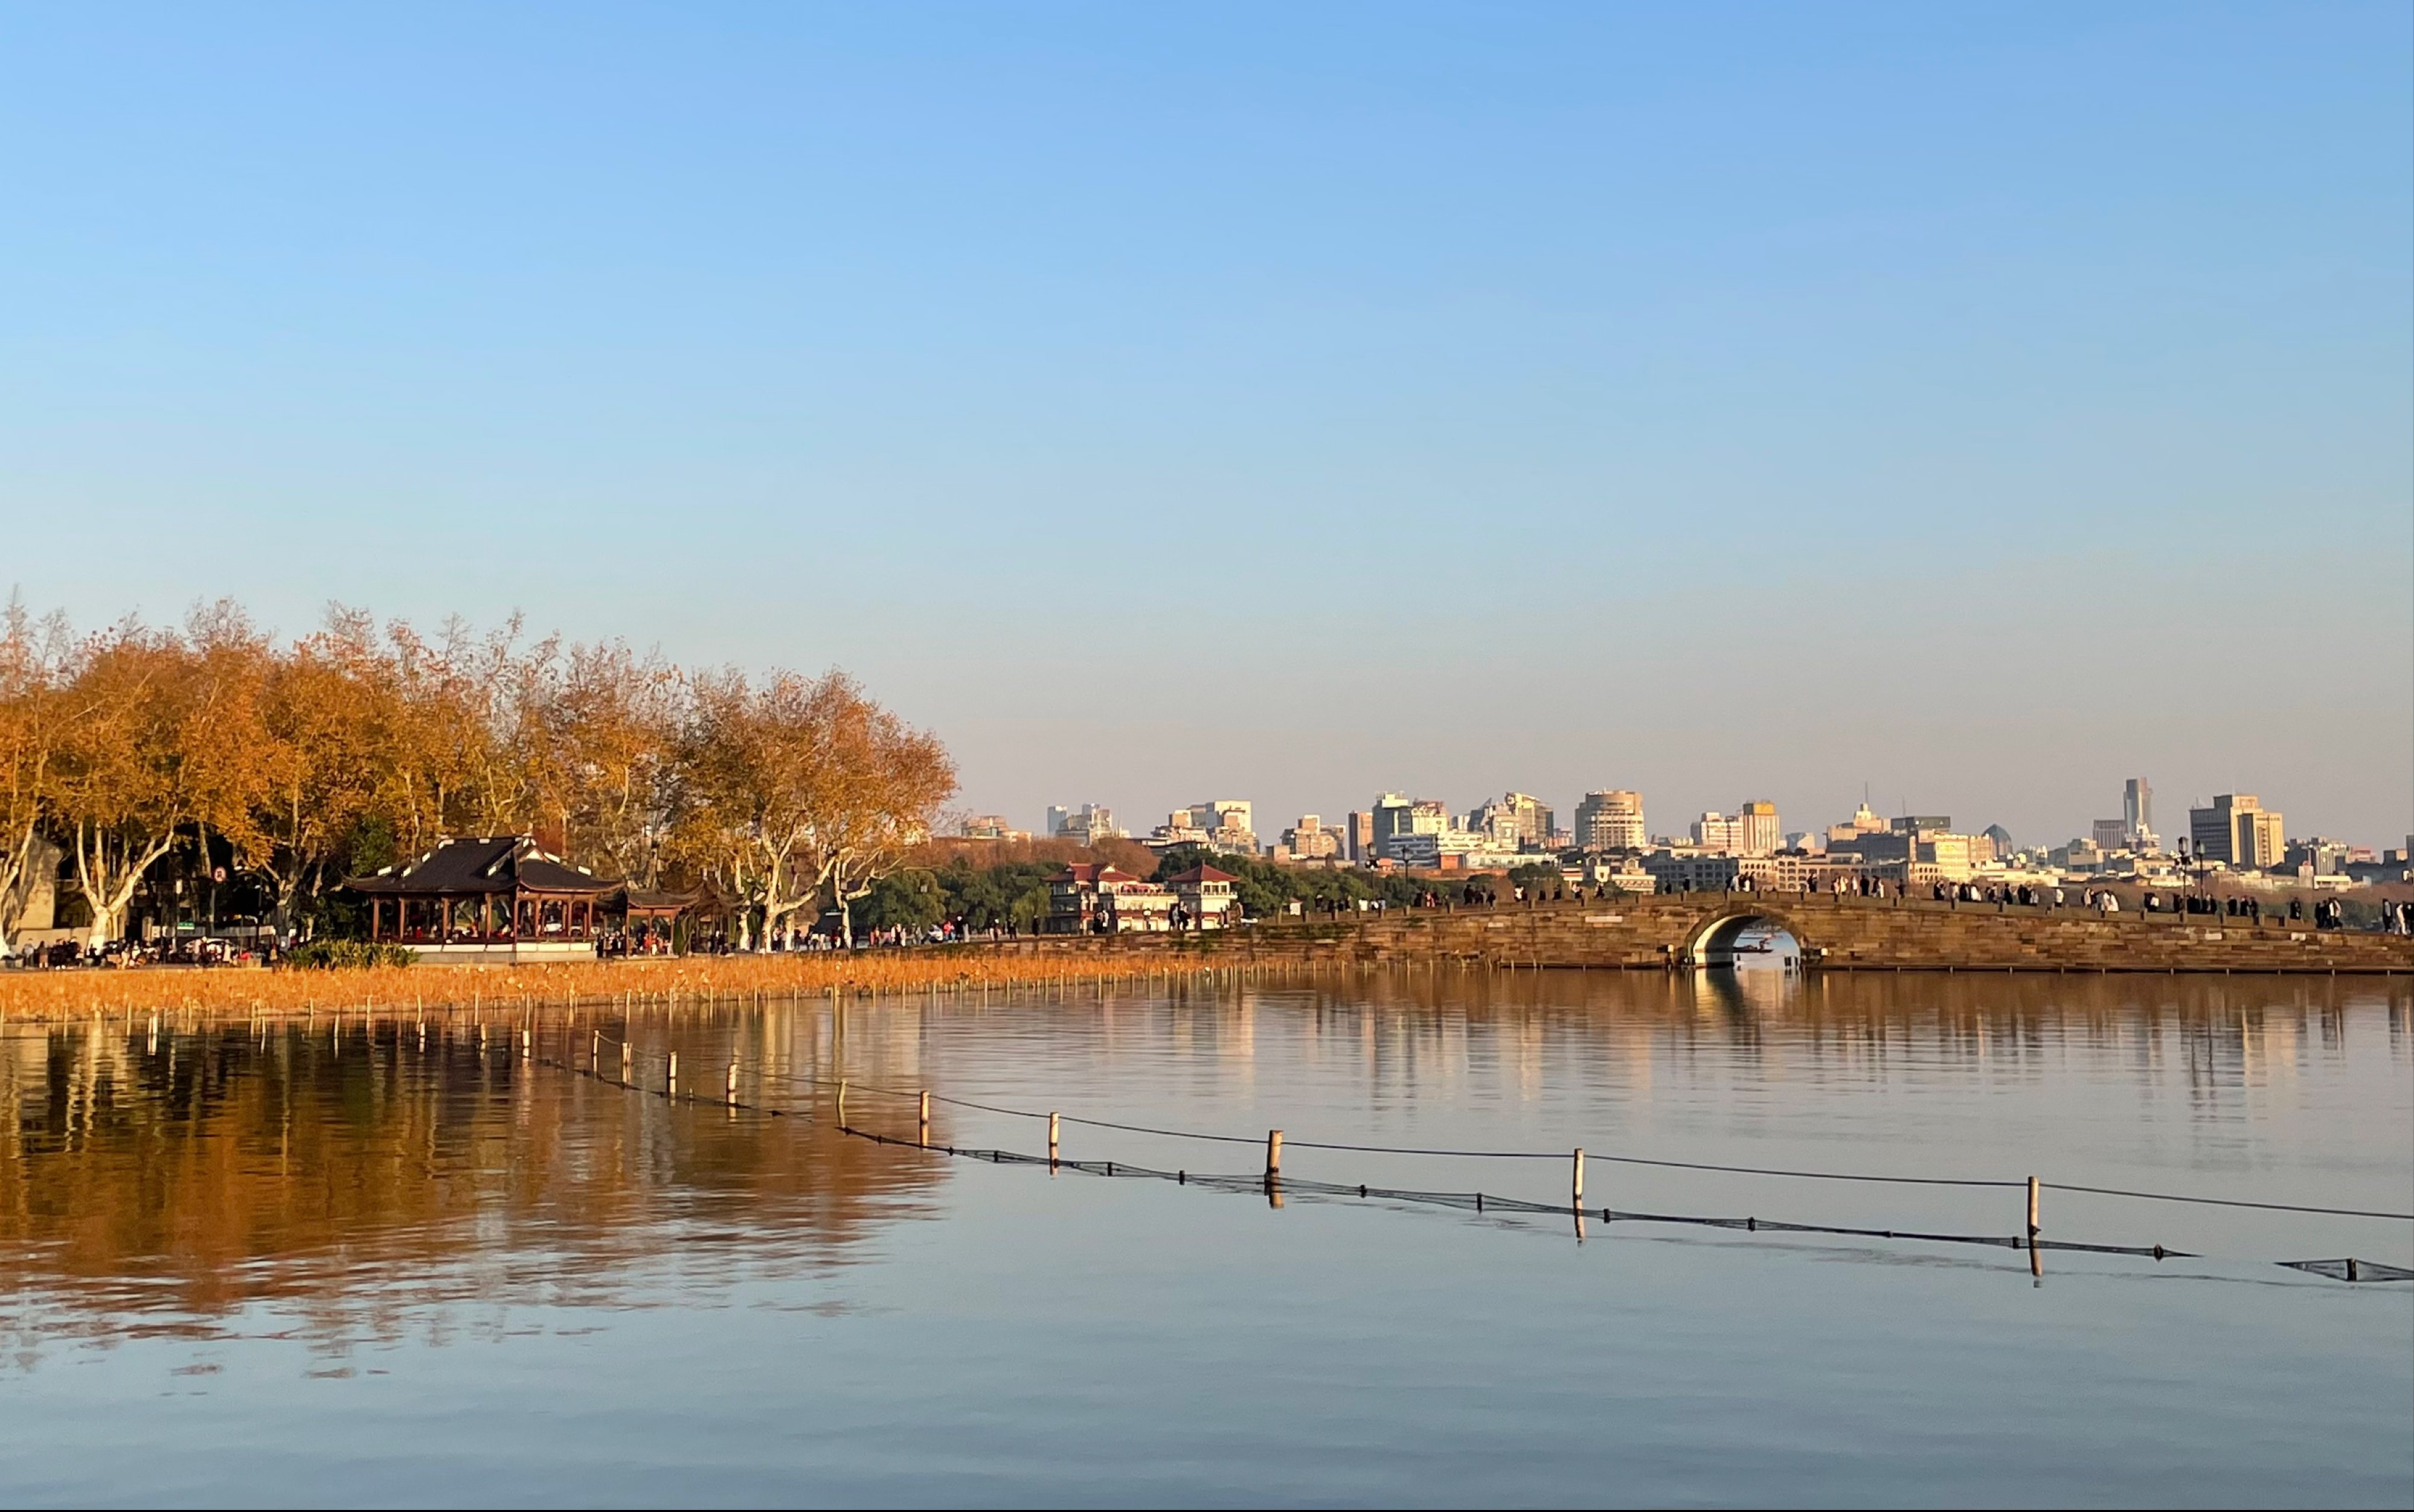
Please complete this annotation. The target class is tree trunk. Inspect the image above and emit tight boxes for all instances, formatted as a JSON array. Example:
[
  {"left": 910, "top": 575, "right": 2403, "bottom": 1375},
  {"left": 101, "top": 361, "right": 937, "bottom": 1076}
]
[
  {"left": 75, "top": 823, "right": 173, "bottom": 950},
  {"left": 0, "top": 825, "right": 42, "bottom": 959}
]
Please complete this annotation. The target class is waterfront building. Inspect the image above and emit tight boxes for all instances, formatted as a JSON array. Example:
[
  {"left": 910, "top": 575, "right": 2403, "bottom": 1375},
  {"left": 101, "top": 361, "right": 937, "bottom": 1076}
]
[
  {"left": 2189, "top": 793, "right": 2284, "bottom": 868},
  {"left": 1573, "top": 790, "right": 1646, "bottom": 853},
  {"left": 343, "top": 835, "right": 611, "bottom": 961},
  {"left": 1161, "top": 863, "right": 1244, "bottom": 929},
  {"left": 1043, "top": 863, "right": 1177, "bottom": 934}
]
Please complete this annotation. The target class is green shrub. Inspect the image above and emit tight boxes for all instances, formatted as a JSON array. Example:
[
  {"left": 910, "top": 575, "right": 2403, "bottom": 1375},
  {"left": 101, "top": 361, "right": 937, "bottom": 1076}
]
[{"left": 284, "top": 940, "right": 418, "bottom": 970}]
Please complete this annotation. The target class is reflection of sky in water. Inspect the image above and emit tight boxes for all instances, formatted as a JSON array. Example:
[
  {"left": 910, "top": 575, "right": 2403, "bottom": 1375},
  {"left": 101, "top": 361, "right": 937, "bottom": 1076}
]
[{"left": 1, "top": 974, "right": 2407, "bottom": 1505}]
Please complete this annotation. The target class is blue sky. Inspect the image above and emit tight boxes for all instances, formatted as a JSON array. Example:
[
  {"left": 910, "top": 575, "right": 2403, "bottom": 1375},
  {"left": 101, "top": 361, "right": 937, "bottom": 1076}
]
[{"left": 2, "top": 2, "right": 2407, "bottom": 848}]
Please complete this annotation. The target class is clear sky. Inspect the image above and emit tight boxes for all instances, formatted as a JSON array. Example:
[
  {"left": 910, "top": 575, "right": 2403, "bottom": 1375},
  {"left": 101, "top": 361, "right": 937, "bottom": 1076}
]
[{"left": 2, "top": 2, "right": 2407, "bottom": 850}]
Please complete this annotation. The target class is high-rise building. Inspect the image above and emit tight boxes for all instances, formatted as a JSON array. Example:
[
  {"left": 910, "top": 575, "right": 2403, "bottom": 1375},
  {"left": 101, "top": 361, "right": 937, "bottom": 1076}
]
[
  {"left": 1692, "top": 812, "right": 1741, "bottom": 851},
  {"left": 2188, "top": 793, "right": 2284, "bottom": 868},
  {"left": 1573, "top": 790, "right": 1646, "bottom": 852},
  {"left": 1826, "top": 803, "right": 1888, "bottom": 848},
  {"left": 1343, "top": 811, "right": 1374, "bottom": 863},
  {"left": 2123, "top": 778, "right": 2153, "bottom": 847},
  {"left": 1279, "top": 815, "right": 1341, "bottom": 861},
  {"left": 1371, "top": 793, "right": 1417, "bottom": 847},
  {"left": 1735, "top": 801, "right": 1780, "bottom": 856},
  {"left": 1465, "top": 792, "right": 1553, "bottom": 850},
  {"left": 1045, "top": 804, "right": 1123, "bottom": 844},
  {"left": 2091, "top": 818, "right": 2130, "bottom": 852},
  {"left": 1164, "top": 799, "right": 1256, "bottom": 855}
]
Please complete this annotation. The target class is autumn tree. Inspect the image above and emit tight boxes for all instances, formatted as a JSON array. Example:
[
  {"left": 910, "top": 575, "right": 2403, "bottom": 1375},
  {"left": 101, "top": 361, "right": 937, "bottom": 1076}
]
[
  {"left": 679, "top": 670, "right": 955, "bottom": 947},
  {"left": 249, "top": 610, "right": 390, "bottom": 935},
  {"left": 529, "top": 641, "right": 684, "bottom": 889},
  {"left": 0, "top": 599, "right": 75, "bottom": 958},
  {"left": 51, "top": 606, "right": 272, "bottom": 947}
]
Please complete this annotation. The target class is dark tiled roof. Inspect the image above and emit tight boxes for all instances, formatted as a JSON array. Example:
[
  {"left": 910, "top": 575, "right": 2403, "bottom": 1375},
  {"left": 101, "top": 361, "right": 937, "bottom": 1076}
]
[
  {"left": 343, "top": 836, "right": 611, "bottom": 897},
  {"left": 605, "top": 885, "right": 710, "bottom": 915}
]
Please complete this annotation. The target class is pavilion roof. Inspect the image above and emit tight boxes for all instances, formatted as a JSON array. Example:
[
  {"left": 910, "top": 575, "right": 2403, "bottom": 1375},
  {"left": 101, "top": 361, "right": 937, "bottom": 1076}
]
[{"left": 343, "top": 836, "right": 612, "bottom": 897}]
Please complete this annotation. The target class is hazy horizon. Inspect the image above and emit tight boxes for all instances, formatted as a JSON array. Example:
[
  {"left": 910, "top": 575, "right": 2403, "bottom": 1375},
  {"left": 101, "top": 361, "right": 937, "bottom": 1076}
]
[{"left": 4, "top": 4, "right": 2407, "bottom": 850}]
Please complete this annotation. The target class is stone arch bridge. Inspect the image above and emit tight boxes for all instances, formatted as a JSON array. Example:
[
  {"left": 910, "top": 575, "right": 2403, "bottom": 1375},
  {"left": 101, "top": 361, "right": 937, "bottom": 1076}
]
[{"left": 990, "top": 893, "right": 2412, "bottom": 975}]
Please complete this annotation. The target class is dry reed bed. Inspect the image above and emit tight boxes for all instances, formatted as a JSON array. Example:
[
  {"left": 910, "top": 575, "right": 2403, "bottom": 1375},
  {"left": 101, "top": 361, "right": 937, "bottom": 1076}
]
[{"left": 0, "top": 950, "right": 1247, "bottom": 1026}]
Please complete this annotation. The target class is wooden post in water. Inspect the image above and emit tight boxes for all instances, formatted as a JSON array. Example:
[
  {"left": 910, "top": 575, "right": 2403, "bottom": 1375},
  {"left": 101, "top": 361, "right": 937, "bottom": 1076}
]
[
  {"left": 1572, "top": 1148, "right": 1585, "bottom": 1209},
  {"left": 837, "top": 1078, "right": 848, "bottom": 1128},
  {"left": 727, "top": 1061, "right": 739, "bottom": 1107},
  {"left": 666, "top": 1051, "right": 678, "bottom": 1096},
  {"left": 1265, "top": 1129, "right": 1283, "bottom": 1180},
  {"left": 620, "top": 1041, "right": 632, "bottom": 1085},
  {"left": 2026, "top": 1176, "right": 2041, "bottom": 1239},
  {"left": 919, "top": 1091, "right": 931, "bottom": 1148},
  {"left": 591, "top": 1030, "right": 600, "bottom": 1072},
  {"left": 519, "top": 1027, "right": 531, "bottom": 1059},
  {"left": 1048, "top": 1111, "right": 1060, "bottom": 1168}
]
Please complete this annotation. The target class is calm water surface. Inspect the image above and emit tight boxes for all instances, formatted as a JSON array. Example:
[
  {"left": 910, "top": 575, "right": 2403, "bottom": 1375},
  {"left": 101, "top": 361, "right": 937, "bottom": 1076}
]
[{"left": 2, "top": 969, "right": 2409, "bottom": 1508}]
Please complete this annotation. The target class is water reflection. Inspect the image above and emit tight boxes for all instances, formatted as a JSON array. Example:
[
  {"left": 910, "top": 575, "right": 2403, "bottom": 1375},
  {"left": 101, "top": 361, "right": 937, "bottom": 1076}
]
[
  {"left": 2, "top": 972, "right": 2406, "bottom": 1353},
  {"left": 0, "top": 1017, "right": 947, "bottom": 1346}
]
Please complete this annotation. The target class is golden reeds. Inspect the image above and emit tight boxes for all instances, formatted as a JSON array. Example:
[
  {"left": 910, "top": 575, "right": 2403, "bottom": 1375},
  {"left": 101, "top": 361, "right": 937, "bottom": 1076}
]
[{"left": 0, "top": 948, "right": 1200, "bottom": 1025}]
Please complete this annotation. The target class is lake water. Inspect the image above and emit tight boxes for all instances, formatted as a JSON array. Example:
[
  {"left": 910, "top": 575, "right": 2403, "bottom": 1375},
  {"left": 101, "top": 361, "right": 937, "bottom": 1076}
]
[{"left": 2, "top": 969, "right": 2409, "bottom": 1507}]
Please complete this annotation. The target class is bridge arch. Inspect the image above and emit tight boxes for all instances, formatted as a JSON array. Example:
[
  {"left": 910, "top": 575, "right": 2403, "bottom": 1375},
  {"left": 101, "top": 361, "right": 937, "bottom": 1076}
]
[{"left": 1681, "top": 905, "right": 1812, "bottom": 969}]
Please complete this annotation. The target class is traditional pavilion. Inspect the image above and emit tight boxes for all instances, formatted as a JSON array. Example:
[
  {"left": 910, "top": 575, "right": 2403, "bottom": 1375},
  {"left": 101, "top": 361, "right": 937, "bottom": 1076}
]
[
  {"left": 344, "top": 836, "right": 613, "bottom": 962},
  {"left": 601, "top": 885, "right": 722, "bottom": 956}
]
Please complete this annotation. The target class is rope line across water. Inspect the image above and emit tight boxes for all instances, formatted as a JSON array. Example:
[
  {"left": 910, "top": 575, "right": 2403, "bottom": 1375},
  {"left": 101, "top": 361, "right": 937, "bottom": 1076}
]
[{"left": 132, "top": 1013, "right": 2414, "bottom": 1226}]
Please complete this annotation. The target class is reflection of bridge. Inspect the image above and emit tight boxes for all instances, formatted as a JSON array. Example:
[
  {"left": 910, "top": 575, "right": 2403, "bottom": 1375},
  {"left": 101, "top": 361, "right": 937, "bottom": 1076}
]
[{"left": 980, "top": 895, "right": 2414, "bottom": 975}]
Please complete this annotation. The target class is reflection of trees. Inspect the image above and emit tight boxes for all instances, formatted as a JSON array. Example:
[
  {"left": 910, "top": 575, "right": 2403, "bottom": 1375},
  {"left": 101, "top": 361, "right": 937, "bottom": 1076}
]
[{"left": 0, "top": 1016, "right": 946, "bottom": 1347}]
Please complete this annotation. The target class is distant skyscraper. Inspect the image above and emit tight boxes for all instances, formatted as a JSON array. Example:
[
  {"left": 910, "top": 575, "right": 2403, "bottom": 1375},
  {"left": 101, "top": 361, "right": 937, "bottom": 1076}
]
[
  {"left": 2123, "top": 778, "right": 2152, "bottom": 845},
  {"left": 1574, "top": 790, "right": 1646, "bottom": 852},
  {"left": 1692, "top": 812, "right": 1741, "bottom": 851},
  {"left": 1343, "top": 810, "right": 1374, "bottom": 863},
  {"left": 1047, "top": 803, "right": 1123, "bottom": 844},
  {"left": 2189, "top": 793, "right": 2282, "bottom": 868},
  {"left": 1734, "top": 801, "right": 1780, "bottom": 856}
]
